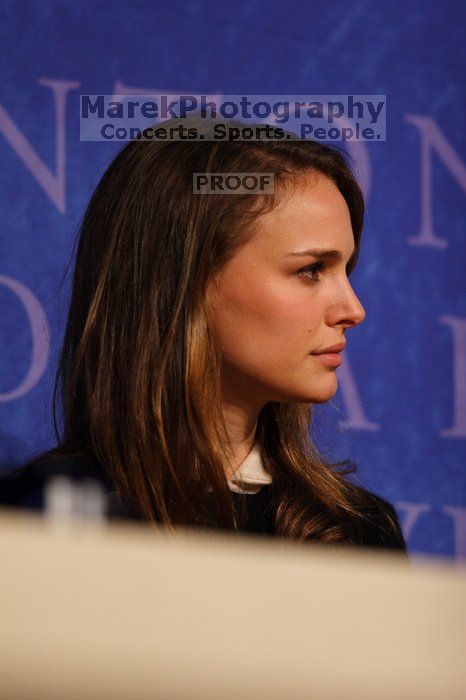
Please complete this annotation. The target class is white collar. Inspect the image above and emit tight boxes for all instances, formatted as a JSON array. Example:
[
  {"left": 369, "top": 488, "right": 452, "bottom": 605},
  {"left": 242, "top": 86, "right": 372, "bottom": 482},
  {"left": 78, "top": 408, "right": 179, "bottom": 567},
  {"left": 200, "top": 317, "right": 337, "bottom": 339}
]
[{"left": 228, "top": 441, "right": 273, "bottom": 495}]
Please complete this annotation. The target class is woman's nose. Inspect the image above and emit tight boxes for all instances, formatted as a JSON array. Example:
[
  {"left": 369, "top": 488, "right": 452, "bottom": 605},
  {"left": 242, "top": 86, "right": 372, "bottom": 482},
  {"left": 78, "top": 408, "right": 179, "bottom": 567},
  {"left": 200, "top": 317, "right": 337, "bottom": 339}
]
[
  {"left": 336, "top": 280, "right": 366, "bottom": 328},
  {"left": 349, "top": 289, "right": 366, "bottom": 326}
]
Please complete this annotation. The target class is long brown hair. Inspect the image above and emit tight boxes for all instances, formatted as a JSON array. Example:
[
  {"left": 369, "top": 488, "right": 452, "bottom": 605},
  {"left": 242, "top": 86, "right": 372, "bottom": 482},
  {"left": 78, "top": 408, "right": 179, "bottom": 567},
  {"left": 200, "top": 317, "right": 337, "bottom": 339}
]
[{"left": 35, "top": 117, "right": 389, "bottom": 543}]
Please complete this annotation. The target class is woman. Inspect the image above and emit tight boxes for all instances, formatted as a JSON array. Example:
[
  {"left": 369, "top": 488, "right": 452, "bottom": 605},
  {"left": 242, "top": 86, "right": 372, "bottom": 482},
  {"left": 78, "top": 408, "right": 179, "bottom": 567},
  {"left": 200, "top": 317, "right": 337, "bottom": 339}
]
[{"left": 0, "top": 116, "right": 407, "bottom": 554}]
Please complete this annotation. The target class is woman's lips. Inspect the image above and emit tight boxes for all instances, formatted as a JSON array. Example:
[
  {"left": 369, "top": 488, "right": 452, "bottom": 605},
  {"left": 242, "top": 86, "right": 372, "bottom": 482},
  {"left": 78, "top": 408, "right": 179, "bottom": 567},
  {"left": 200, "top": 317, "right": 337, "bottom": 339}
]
[{"left": 310, "top": 352, "right": 343, "bottom": 367}]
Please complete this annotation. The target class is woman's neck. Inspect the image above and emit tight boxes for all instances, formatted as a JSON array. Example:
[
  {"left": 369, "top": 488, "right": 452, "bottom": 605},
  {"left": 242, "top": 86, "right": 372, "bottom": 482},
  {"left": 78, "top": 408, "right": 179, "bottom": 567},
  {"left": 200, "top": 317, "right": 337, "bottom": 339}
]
[{"left": 219, "top": 412, "right": 259, "bottom": 481}]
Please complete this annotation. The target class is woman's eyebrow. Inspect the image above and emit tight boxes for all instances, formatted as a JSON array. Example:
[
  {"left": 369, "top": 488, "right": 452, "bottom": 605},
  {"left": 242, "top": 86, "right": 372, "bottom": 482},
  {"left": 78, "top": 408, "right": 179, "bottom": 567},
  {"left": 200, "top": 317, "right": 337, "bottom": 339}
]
[{"left": 286, "top": 247, "right": 356, "bottom": 262}]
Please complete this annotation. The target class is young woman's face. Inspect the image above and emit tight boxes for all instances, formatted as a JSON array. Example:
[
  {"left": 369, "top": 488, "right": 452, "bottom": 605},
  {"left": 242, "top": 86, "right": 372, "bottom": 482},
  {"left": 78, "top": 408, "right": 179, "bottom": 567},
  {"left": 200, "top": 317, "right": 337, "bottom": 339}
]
[{"left": 206, "top": 172, "right": 366, "bottom": 408}]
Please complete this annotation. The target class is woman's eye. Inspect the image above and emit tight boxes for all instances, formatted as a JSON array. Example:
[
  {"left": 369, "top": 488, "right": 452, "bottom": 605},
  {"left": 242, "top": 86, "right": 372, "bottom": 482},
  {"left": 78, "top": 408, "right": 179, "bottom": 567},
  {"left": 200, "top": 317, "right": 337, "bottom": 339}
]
[{"left": 298, "top": 262, "right": 324, "bottom": 282}]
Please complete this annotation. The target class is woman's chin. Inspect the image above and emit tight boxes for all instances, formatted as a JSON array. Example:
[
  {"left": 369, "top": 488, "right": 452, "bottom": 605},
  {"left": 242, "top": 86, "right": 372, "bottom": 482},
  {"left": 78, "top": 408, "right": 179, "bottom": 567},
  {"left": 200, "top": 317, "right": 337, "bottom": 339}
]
[
  {"left": 305, "top": 377, "right": 338, "bottom": 403},
  {"left": 282, "top": 382, "right": 338, "bottom": 404}
]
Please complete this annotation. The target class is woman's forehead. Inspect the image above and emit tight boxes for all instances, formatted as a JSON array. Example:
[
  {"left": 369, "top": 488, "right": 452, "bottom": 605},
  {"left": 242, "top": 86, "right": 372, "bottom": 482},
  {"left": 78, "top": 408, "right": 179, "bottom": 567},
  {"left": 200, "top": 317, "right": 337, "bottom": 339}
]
[{"left": 243, "top": 178, "right": 353, "bottom": 256}]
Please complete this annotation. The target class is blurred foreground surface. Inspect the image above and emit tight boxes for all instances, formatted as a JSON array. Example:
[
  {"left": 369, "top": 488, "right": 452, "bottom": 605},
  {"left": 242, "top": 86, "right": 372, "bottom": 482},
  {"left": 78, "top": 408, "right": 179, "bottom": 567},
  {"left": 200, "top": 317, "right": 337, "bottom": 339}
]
[{"left": 0, "top": 508, "right": 465, "bottom": 700}]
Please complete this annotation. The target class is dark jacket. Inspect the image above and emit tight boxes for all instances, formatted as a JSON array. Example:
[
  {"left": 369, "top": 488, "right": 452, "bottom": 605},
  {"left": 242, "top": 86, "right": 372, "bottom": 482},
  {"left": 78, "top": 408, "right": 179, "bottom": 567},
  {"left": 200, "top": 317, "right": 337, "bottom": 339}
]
[{"left": 0, "top": 455, "right": 408, "bottom": 555}]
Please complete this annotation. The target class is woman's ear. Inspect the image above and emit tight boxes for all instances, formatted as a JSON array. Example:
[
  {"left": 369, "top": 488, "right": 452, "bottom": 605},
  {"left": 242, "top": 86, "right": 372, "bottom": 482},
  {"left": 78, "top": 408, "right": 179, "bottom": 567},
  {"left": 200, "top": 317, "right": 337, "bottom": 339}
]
[{"left": 205, "top": 273, "right": 220, "bottom": 312}]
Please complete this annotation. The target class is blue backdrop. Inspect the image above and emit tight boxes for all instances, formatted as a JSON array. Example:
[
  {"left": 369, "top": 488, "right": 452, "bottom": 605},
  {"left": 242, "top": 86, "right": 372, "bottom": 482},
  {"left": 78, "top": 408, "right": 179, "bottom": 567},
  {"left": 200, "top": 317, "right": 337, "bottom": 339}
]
[{"left": 1, "top": 0, "right": 465, "bottom": 560}]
